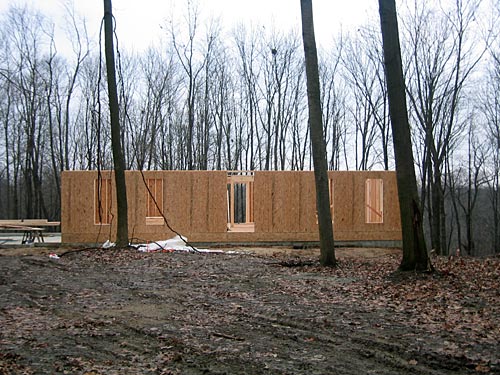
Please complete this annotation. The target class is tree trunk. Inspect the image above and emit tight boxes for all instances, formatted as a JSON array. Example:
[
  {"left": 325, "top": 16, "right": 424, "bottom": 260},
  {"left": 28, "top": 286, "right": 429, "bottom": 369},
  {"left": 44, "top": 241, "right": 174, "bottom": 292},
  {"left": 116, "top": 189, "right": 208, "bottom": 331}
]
[
  {"left": 378, "top": 0, "right": 431, "bottom": 271},
  {"left": 3, "top": 82, "right": 12, "bottom": 217},
  {"left": 300, "top": 0, "right": 336, "bottom": 267},
  {"left": 431, "top": 169, "right": 443, "bottom": 254},
  {"left": 103, "top": 0, "right": 129, "bottom": 246}
]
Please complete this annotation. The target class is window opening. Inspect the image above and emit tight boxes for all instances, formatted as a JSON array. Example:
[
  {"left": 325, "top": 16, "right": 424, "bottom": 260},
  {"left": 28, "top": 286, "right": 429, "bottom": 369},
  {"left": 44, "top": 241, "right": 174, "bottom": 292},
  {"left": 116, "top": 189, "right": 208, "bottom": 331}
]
[
  {"left": 227, "top": 172, "right": 254, "bottom": 232},
  {"left": 329, "top": 178, "right": 334, "bottom": 221},
  {"left": 146, "top": 178, "right": 164, "bottom": 225},
  {"left": 316, "top": 178, "right": 334, "bottom": 224},
  {"left": 365, "top": 178, "right": 384, "bottom": 223},
  {"left": 94, "top": 178, "right": 112, "bottom": 225}
]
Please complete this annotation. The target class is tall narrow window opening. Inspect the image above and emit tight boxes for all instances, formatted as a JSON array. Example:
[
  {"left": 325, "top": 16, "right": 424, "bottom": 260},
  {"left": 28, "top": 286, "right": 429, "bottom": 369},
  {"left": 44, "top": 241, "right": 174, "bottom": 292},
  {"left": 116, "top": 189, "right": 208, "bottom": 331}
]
[
  {"left": 94, "top": 178, "right": 112, "bottom": 225},
  {"left": 227, "top": 172, "right": 254, "bottom": 232},
  {"left": 365, "top": 178, "right": 384, "bottom": 223},
  {"left": 146, "top": 178, "right": 164, "bottom": 225},
  {"left": 316, "top": 177, "right": 334, "bottom": 224}
]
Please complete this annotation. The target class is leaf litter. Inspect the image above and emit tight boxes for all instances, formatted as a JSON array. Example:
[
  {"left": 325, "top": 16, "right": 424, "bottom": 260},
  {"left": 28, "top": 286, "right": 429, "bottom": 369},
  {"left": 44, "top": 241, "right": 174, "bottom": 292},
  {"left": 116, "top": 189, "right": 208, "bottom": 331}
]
[{"left": 0, "top": 247, "right": 498, "bottom": 374}]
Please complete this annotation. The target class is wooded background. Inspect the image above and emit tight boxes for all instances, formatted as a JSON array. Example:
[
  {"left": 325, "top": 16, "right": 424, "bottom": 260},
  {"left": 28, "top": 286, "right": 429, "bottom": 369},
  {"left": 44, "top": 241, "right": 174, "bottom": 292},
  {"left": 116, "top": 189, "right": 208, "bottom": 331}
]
[{"left": 0, "top": 0, "right": 499, "bottom": 255}]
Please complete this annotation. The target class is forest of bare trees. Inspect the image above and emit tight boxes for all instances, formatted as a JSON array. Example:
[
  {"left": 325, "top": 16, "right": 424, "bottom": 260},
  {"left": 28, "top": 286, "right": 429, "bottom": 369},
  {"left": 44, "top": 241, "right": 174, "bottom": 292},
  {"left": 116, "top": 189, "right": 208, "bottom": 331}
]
[{"left": 0, "top": 0, "right": 498, "bottom": 255}]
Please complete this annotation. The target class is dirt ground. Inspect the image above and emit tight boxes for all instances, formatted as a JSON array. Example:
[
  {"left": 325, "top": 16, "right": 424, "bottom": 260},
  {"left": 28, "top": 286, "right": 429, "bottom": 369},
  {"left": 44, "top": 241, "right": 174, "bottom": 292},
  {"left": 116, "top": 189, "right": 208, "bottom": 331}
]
[{"left": 0, "top": 246, "right": 498, "bottom": 375}]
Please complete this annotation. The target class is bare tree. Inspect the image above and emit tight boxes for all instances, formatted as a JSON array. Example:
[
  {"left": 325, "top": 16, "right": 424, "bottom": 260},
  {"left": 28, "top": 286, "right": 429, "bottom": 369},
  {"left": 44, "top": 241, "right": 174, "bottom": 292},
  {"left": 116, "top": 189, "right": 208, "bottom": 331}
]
[
  {"left": 319, "top": 45, "right": 348, "bottom": 171},
  {"left": 44, "top": 3, "right": 89, "bottom": 219},
  {"left": 0, "top": 37, "right": 15, "bottom": 217},
  {"left": 402, "top": 0, "right": 489, "bottom": 255},
  {"left": 2, "top": 5, "right": 52, "bottom": 219},
  {"left": 234, "top": 26, "right": 261, "bottom": 170},
  {"left": 300, "top": 0, "right": 336, "bottom": 267},
  {"left": 169, "top": 0, "right": 207, "bottom": 170},
  {"left": 103, "top": 0, "right": 128, "bottom": 246},
  {"left": 483, "top": 43, "right": 500, "bottom": 253},
  {"left": 270, "top": 34, "right": 304, "bottom": 170},
  {"left": 378, "top": 0, "right": 431, "bottom": 271},
  {"left": 132, "top": 47, "right": 179, "bottom": 170},
  {"left": 341, "top": 27, "right": 391, "bottom": 170},
  {"left": 448, "top": 120, "right": 487, "bottom": 255},
  {"left": 60, "top": 2, "right": 89, "bottom": 172},
  {"left": 114, "top": 51, "right": 140, "bottom": 170},
  {"left": 212, "top": 39, "right": 234, "bottom": 169},
  {"left": 74, "top": 55, "right": 112, "bottom": 170},
  {"left": 213, "top": 48, "right": 242, "bottom": 170}
]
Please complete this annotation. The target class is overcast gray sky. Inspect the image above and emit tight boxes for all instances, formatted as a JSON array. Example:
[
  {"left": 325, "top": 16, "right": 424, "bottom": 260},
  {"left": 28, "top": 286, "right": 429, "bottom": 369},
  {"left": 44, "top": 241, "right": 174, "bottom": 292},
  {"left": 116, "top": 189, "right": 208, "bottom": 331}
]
[{"left": 0, "top": 0, "right": 376, "bottom": 51}]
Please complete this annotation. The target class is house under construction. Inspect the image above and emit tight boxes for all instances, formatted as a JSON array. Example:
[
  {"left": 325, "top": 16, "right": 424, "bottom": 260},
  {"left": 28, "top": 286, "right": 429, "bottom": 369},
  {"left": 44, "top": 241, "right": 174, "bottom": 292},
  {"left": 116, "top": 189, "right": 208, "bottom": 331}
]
[{"left": 61, "top": 170, "right": 402, "bottom": 245}]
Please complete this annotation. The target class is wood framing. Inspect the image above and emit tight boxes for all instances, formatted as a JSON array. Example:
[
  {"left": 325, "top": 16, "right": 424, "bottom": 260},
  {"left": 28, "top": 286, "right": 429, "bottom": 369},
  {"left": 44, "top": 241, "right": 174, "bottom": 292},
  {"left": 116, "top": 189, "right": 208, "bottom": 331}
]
[
  {"left": 365, "top": 178, "right": 384, "bottom": 224},
  {"left": 146, "top": 178, "right": 164, "bottom": 225},
  {"left": 227, "top": 172, "right": 255, "bottom": 232},
  {"left": 61, "top": 170, "right": 402, "bottom": 244},
  {"left": 94, "top": 177, "right": 112, "bottom": 225},
  {"left": 316, "top": 178, "right": 334, "bottom": 224}
]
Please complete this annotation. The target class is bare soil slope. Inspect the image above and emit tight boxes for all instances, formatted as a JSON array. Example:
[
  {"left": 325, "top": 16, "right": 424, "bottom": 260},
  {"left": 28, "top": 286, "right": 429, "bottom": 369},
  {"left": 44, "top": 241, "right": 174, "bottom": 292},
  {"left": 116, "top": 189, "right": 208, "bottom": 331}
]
[{"left": 0, "top": 247, "right": 498, "bottom": 374}]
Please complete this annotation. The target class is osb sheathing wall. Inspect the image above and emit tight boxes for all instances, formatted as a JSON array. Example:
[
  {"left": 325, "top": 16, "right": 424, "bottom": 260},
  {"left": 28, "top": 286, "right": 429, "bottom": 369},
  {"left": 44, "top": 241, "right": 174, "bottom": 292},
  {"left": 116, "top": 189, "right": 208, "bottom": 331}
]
[{"left": 61, "top": 170, "right": 401, "bottom": 244}]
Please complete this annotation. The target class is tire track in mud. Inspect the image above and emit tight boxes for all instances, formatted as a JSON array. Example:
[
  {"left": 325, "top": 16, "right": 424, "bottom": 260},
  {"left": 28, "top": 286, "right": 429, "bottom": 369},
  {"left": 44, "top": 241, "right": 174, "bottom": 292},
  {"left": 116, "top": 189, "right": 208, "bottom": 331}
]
[
  {"left": 73, "top": 255, "right": 458, "bottom": 375},
  {"left": 0, "top": 251, "right": 491, "bottom": 374}
]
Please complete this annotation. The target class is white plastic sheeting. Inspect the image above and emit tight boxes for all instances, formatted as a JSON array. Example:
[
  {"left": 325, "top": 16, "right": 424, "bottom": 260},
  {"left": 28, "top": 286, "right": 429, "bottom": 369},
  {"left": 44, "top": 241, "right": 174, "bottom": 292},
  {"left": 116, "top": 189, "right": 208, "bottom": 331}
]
[{"left": 131, "top": 235, "right": 223, "bottom": 253}]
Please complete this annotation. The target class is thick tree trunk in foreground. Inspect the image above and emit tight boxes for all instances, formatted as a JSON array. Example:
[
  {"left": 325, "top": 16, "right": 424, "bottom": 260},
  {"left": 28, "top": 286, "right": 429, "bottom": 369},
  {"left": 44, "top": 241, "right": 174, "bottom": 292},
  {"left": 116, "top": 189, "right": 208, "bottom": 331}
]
[
  {"left": 378, "top": 0, "right": 431, "bottom": 271},
  {"left": 300, "top": 0, "right": 336, "bottom": 266},
  {"left": 103, "top": 0, "right": 129, "bottom": 246}
]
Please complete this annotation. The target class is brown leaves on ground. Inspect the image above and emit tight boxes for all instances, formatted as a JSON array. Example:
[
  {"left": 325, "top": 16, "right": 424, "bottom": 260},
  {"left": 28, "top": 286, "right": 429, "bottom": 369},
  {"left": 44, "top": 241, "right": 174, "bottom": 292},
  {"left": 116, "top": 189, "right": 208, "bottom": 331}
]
[
  {"left": 0, "top": 247, "right": 498, "bottom": 374},
  {"left": 273, "top": 252, "right": 500, "bottom": 371}
]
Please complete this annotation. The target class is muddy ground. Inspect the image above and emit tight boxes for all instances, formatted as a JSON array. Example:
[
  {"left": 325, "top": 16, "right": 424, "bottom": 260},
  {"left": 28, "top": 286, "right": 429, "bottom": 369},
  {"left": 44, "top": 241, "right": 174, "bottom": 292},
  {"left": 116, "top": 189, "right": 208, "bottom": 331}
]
[{"left": 0, "top": 246, "right": 498, "bottom": 374}]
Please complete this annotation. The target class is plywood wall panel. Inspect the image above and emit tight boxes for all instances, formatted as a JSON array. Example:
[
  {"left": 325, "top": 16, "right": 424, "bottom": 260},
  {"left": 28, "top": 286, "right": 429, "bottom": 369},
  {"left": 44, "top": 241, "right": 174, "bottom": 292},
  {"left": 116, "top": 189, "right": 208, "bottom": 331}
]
[
  {"left": 207, "top": 172, "right": 227, "bottom": 233},
  {"left": 165, "top": 172, "right": 191, "bottom": 232},
  {"left": 191, "top": 172, "right": 208, "bottom": 232},
  {"left": 254, "top": 172, "right": 273, "bottom": 233},
  {"left": 134, "top": 171, "right": 166, "bottom": 237},
  {"left": 61, "top": 170, "right": 402, "bottom": 244},
  {"left": 60, "top": 172, "right": 71, "bottom": 235},
  {"left": 287, "top": 172, "right": 302, "bottom": 232},
  {"left": 271, "top": 172, "right": 301, "bottom": 232},
  {"left": 62, "top": 171, "right": 115, "bottom": 242},
  {"left": 298, "top": 172, "right": 313, "bottom": 231},
  {"left": 271, "top": 174, "right": 285, "bottom": 232},
  {"left": 383, "top": 173, "right": 401, "bottom": 230},
  {"left": 330, "top": 172, "right": 354, "bottom": 232},
  {"left": 126, "top": 172, "right": 141, "bottom": 235}
]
